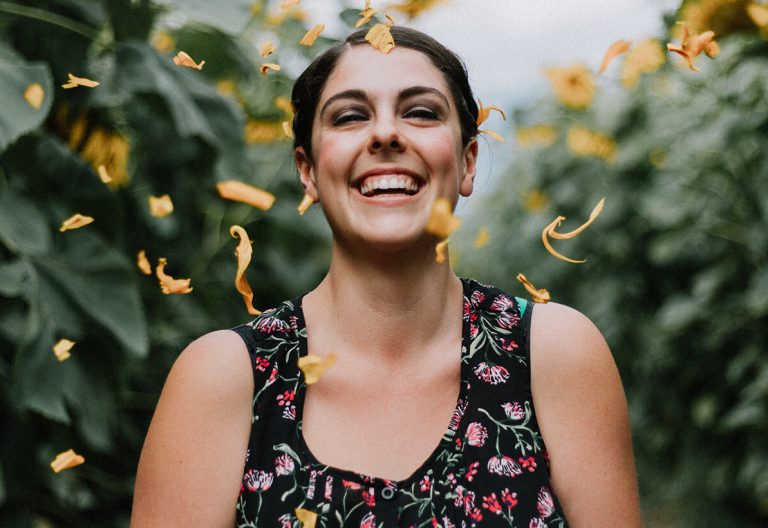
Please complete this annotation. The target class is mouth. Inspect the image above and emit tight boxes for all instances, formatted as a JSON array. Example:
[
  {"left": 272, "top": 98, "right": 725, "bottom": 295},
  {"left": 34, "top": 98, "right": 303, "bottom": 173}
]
[{"left": 355, "top": 172, "right": 424, "bottom": 198}]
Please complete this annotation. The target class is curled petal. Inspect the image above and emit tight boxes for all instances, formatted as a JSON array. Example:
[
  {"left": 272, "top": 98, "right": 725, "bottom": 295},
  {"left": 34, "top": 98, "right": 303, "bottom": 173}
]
[
  {"left": 61, "top": 73, "right": 99, "bottom": 89},
  {"left": 156, "top": 258, "right": 193, "bottom": 294},
  {"left": 542, "top": 216, "right": 584, "bottom": 264},
  {"left": 435, "top": 238, "right": 449, "bottom": 264},
  {"left": 516, "top": 273, "right": 550, "bottom": 304},
  {"left": 24, "top": 83, "right": 44, "bottom": 109},
  {"left": 216, "top": 180, "right": 276, "bottom": 211},
  {"left": 59, "top": 213, "right": 94, "bottom": 232},
  {"left": 297, "top": 193, "right": 314, "bottom": 215},
  {"left": 148, "top": 194, "right": 174, "bottom": 217},
  {"left": 295, "top": 507, "right": 317, "bottom": 528},
  {"left": 476, "top": 100, "right": 507, "bottom": 126},
  {"left": 300, "top": 24, "right": 324, "bottom": 46},
  {"left": 548, "top": 197, "right": 605, "bottom": 239},
  {"left": 667, "top": 23, "right": 719, "bottom": 71},
  {"left": 365, "top": 23, "right": 395, "bottom": 53},
  {"left": 97, "top": 165, "right": 113, "bottom": 183},
  {"left": 298, "top": 353, "right": 337, "bottom": 385},
  {"left": 426, "top": 198, "right": 461, "bottom": 239},
  {"left": 667, "top": 43, "right": 699, "bottom": 71},
  {"left": 53, "top": 339, "right": 75, "bottom": 361},
  {"left": 473, "top": 227, "right": 490, "bottom": 248},
  {"left": 541, "top": 198, "right": 605, "bottom": 264},
  {"left": 355, "top": 0, "right": 377, "bottom": 27},
  {"left": 172, "top": 51, "right": 205, "bottom": 70},
  {"left": 137, "top": 250, "right": 152, "bottom": 275},
  {"left": 259, "top": 40, "right": 276, "bottom": 57},
  {"left": 479, "top": 129, "right": 505, "bottom": 142},
  {"left": 598, "top": 39, "right": 631, "bottom": 74},
  {"left": 50, "top": 449, "right": 85, "bottom": 473},
  {"left": 230, "top": 225, "right": 261, "bottom": 316},
  {"left": 260, "top": 63, "right": 281, "bottom": 75}
]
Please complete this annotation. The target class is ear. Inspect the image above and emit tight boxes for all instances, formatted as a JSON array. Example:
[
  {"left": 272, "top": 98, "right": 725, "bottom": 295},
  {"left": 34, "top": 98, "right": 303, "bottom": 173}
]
[
  {"left": 295, "top": 147, "right": 319, "bottom": 201},
  {"left": 459, "top": 138, "right": 478, "bottom": 197}
]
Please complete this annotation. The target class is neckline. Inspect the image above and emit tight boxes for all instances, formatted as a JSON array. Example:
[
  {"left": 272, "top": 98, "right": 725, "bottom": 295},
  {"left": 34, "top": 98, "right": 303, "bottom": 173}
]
[{"left": 291, "top": 277, "right": 473, "bottom": 488}]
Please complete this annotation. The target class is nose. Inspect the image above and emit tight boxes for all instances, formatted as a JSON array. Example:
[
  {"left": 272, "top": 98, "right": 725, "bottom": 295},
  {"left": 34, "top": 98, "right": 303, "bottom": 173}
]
[{"left": 367, "top": 116, "right": 405, "bottom": 154}]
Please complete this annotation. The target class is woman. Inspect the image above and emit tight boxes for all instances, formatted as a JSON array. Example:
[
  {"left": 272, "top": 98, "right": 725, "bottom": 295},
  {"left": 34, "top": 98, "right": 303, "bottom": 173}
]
[{"left": 131, "top": 27, "right": 641, "bottom": 527}]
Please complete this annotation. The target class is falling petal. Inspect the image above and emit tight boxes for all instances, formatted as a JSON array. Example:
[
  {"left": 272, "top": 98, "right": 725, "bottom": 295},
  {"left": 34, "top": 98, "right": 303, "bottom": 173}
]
[
  {"left": 516, "top": 273, "right": 551, "bottom": 304},
  {"left": 355, "top": 0, "right": 377, "bottom": 27},
  {"left": 541, "top": 198, "right": 605, "bottom": 264},
  {"left": 260, "top": 63, "right": 281, "bottom": 75},
  {"left": 24, "top": 83, "right": 44, "bottom": 109},
  {"left": 298, "top": 353, "right": 337, "bottom": 385},
  {"left": 172, "top": 51, "right": 205, "bottom": 70},
  {"left": 295, "top": 507, "right": 318, "bottom": 528},
  {"left": 61, "top": 73, "right": 100, "bottom": 89},
  {"left": 435, "top": 238, "right": 449, "bottom": 263},
  {"left": 148, "top": 194, "right": 174, "bottom": 217},
  {"left": 282, "top": 121, "right": 294, "bottom": 138},
  {"left": 548, "top": 198, "right": 605, "bottom": 240},
  {"left": 300, "top": 24, "right": 324, "bottom": 46},
  {"left": 391, "top": 0, "right": 447, "bottom": 18},
  {"left": 598, "top": 39, "right": 631, "bottom": 74},
  {"left": 137, "top": 250, "right": 152, "bottom": 275},
  {"left": 473, "top": 227, "right": 490, "bottom": 248},
  {"left": 667, "top": 22, "right": 719, "bottom": 71},
  {"left": 53, "top": 339, "right": 75, "bottom": 361},
  {"left": 230, "top": 225, "right": 261, "bottom": 316},
  {"left": 426, "top": 198, "right": 461, "bottom": 239},
  {"left": 97, "top": 165, "right": 113, "bottom": 183},
  {"left": 479, "top": 129, "right": 505, "bottom": 142},
  {"left": 297, "top": 193, "right": 314, "bottom": 215},
  {"left": 50, "top": 449, "right": 85, "bottom": 473},
  {"left": 59, "top": 213, "right": 94, "bottom": 232},
  {"left": 280, "top": 0, "right": 301, "bottom": 10},
  {"left": 216, "top": 180, "right": 276, "bottom": 211},
  {"left": 259, "top": 40, "right": 276, "bottom": 57},
  {"left": 365, "top": 23, "right": 395, "bottom": 53},
  {"left": 541, "top": 216, "right": 584, "bottom": 264},
  {"left": 156, "top": 258, "right": 193, "bottom": 295},
  {"left": 476, "top": 100, "right": 507, "bottom": 126}
]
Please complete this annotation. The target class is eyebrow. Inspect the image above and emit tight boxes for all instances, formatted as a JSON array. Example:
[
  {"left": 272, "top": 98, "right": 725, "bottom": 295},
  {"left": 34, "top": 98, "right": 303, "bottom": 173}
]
[{"left": 319, "top": 86, "right": 451, "bottom": 118}]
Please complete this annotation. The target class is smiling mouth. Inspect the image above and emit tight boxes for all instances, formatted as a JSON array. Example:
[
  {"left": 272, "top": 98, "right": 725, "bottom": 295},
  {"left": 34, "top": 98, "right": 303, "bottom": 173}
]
[{"left": 357, "top": 174, "right": 422, "bottom": 197}]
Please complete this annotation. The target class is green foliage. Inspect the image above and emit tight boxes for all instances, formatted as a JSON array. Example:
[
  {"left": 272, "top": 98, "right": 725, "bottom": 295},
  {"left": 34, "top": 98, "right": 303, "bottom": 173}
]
[{"left": 457, "top": 33, "right": 768, "bottom": 527}]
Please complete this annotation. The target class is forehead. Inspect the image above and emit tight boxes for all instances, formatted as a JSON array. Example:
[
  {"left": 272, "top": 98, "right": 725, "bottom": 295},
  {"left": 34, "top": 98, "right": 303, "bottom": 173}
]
[{"left": 320, "top": 46, "right": 451, "bottom": 105}]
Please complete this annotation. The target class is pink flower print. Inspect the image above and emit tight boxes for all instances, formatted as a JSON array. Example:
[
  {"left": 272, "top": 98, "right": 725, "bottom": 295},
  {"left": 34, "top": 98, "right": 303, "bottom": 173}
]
[
  {"left": 278, "top": 514, "right": 292, "bottom": 528},
  {"left": 466, "top": 422, "right": 488, "bottom": 447},
  {"left": 360, "top": 512, "right": 376, "bottom": 528},
  {"left": 243, "top": 469, "right": 274, "bottom": 492},
  {"left": 474, "top": 362, "right": 510, "bottom": 385},
  {"left": 274, "top": 453, "right": 295, "bottom": 476},
  {"left": 501, "top": 488, "right": 518, "bottom": 509},
  {"left": 441, "top": 516, "right": 455, "bottom": 528},
  {"left": 519, "top": 456, "right": 537, "bottom": 472},
  {"left": 324, "top": 475, "right": 333, "bottom": 500},
  {"left": 470, "top": 290, "right": 485, "bottom": 307},
  {"left": 268, "top": 366, "right": 278, "bottom": 383},
  {"left": 289, "top": 314, "right": 298, "bottom": 330},
  {"left": 537, "top": 487, "right": 555, "bottom": 518},
  {"left": 446, "top": 472, "right": 457, "bottom": 488},
  {"left": 468, "top": 506, "right": 483, "bottom": 522},
  {"left": 449, "top": 398, "right": 467, "bottom": 430},
  {"left": 254, "top": 356, "right": 270, "bottom": 372},
  {"left": 482, "top": 492, "right": 502, "bottom": 514},
  {"left": 502, "top": 401, "right": 525, "bottom": 420},
  {"left": 490, "top": 294, "right": 513, "bottom": 312},
  {"left": 465, "top": 461, "right": 479, "bottom": 482},
  {"left": 343, "top": 479, "right": 362, "bottom": 490},
  {"left": 469, "top": 323, "right": 479, "bottom": 340},
  {"left": 276, "top": 390, "right": 295, "bottom": 406},
  {"left": 463, "top": 298, "right": 471, "bottom": 320},
  {"left": 282, "top": 405, "right": 296, "bottom": 420},
  {"left": 255, "top": 314, "right": 289, "bottom": 334},
  {"left": 529, "top": 519, "right": 547, "bottom": 528},
  {"left": 500, "top": 338, "right": 518, "bottom": 351},
  {"left": 362, "top": 488, "right": 375, "bottom": 507},
  {"left": 462, "top": 490, "right": 478, "bottom": 516},
  {"left": 487, "top": 455, "right": 523, "bottom": 477},
  {"left": 420, "top": 475, "right": 432, "bottom": 492},
  {"left": 453, "top": 485, "right": 466, "bottom": 508},
  {"left": 496, "top": 311, "right": 520, "bottom": 329}
]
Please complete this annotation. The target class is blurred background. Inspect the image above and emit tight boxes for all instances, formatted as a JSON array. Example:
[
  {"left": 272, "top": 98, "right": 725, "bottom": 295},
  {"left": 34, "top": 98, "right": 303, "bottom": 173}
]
[{"left": 0, "top": 0, "right": 766, "bottom": 526}]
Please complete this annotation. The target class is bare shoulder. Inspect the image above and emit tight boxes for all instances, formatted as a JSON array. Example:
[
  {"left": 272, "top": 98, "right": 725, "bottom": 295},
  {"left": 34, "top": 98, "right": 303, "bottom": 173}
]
[
  {"left": 131, "top": 329, "right": 253, "bottom": 528},
  {"left": 529, "top": 302, "right": 641, "bottom": 527}
]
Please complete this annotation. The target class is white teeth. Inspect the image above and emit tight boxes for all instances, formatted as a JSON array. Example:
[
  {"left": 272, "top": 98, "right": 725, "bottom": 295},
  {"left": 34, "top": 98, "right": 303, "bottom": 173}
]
[{"left": 359, "top": 174, "right": 421, "bottom": 196}]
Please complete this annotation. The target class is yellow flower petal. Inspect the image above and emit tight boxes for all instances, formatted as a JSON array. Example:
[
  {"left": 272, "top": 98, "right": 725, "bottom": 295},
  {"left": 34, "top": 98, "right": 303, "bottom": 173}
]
[
  {"left": 59, "top": 213, "right": 94, "bottom": 232},
  {"left": 282, "top": 121, "right": 294, "bottom": 139},
  {"left": 479, "top": 129, "right": 505, "bottom": 142},
  {"left": 295, "top": 507, "right": 318, "bottom": 528},
  {"left": 148, "top": 194, "right": 174, "bottom": 218},
  {"left": 97, "top": 165, "right": 113, "bottom": 183},
  {"left": 365, "top": 22, "right": 395, "bottom": 53},
  {"left": 598, "top": 39, "right": 631, "bottom": 74},
  {"left": 300, "top": 24, "right": 324, "bottom": 46},
  {"left": 621, "top": 38, "right": 665, "bottom": 88},
  {"left": 260, "top": 63, "right": 281, "bottom": 75},
  {"left": 544, "top": 64, "right": 595, "bottom": 110},
  {"left": 53, "top": 338, "right": 75, "bottom": 362},
  {"left": 259, "top": 40, "right": 276, "bottom": 57},
  {"left": 547, "top": 197, "right": 605, "bottom": 240},
  {"left": 541, "top": 198, "right": 605, "bottom": 264},
  {"left": 435, "top": 238, "right": 449, "bottom": 263},
  {"left": 216, "top": 180, "right": 276, "bottom": 211},
  {"left": 156, "top": 258, "right": 193, "bottom": 295},
  {"left": 476, "top": 99, "right": 507, "bottom": 126},
  {"left": 748, "top": 2, "right": 768, "bottom": 35},
  {"left": 61, "top": 73, "right": 100, "bottom": 89},
  {"left": 425, "top": 198, "right": 461, "bottom": 239},
  {"left": 137, "top": 250, "right": 152, "bottom": 275},
  {"left": 473, "top": 227, "right": 489, "bottom": 248},
  {"left": 355, "top": 0, "right": 377, "bottom": 27},
  {"left": 172, "top": 51, "right": 205, "bottom": 70},
  {"left": 298, "top": 353, "right": 337, "bottom": 385},
  {"left": 297, "top": 193, "right": 314, "bottom": 215},
  {"left": 230, "top": 225, "right": 261, "bottom": 316},
  {"left": 516, "top": 125, "right": 557, "bottom": 148},
  {"left": 667, "top": 22, "right": 719, "bottom": 71},
  {"left": 516, "top": 273, "right": 551, "bottom": 303},
  {"left": 151, "top": 30, "right": 175, "bottom": 53},
  {"left": 566, "top": 127, "right": 616, "bottom": 161},
  {"left": 280, "top": 0, "right": 301, "bottom": 10},
  {"left": 50, "top": 449, "right": 85, "bottom": 473},
  {"left": 390, "top": 0, "right": 447, "bottom": 19},
  {"left": 24, "top": 83, "right": 44, "bottom": 109}
]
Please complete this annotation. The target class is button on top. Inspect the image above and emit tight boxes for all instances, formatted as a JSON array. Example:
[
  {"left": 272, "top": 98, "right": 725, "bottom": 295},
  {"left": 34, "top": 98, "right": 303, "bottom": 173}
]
[{"left": 381, "top": 487, "right": 396, "bottom": 500}]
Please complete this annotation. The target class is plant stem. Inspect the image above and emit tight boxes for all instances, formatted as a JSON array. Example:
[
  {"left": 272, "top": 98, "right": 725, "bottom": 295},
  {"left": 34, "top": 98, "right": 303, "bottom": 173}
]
[{"left": 0, "top": 1, "right": 100, "bottom": 40}]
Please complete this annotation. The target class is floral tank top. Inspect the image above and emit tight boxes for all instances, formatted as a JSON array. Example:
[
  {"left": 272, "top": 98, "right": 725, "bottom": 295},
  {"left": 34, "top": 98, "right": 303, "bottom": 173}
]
[{"left": 231, "top": 278, "right": 569, "bottom": 527}]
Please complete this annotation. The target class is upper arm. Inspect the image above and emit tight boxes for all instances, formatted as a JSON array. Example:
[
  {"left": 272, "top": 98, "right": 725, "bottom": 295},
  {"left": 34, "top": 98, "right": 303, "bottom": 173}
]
[
  {"left": 131, "top": 329, "right": 253, "bottom": 528},
  {"left": 530, "top": 302, "right": 641, "bottom": 527}
]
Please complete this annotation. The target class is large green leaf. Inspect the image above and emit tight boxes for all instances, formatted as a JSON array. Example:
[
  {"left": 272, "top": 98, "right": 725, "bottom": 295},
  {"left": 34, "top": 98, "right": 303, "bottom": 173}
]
[
  {"left": 0, "top": 61, "right": 53, "bottom": 153},
  {"left": 0, "top": 189, "right": 52, "bottom": 256},
  {"left": 155, "top": 0, "right": 253, "bottom": 35},
  {"left": 33, "top": 230, "right": 148, "bottom": 358}
]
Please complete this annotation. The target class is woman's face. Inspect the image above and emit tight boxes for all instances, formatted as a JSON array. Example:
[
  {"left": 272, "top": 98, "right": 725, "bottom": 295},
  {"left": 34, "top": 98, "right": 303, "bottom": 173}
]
[{"left": 296, "top": 45, "right": 478, "bottom": 252}]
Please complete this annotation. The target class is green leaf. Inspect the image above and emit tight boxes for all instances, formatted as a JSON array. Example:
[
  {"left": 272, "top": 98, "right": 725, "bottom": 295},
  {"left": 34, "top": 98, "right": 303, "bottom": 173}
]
[
  {"left": 32, "top": 230, "right": 148, "bottom": 357},
  {"left": 155, "top": 0, "right": 254, "bottom": 35},
  {"left": 0, "top": 61, "right": 53, "bottom": 153},
  {"left": 0, "top": 258, "right": 34, "bottom": 297},
  {"left": 0, "top": 189, "right": 52, "bottom": 256}
]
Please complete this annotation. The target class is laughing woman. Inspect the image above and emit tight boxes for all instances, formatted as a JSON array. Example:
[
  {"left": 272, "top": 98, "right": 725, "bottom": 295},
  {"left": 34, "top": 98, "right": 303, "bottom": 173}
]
[{"left": 131, "top": 27, "right": 641, "bottom": 527}]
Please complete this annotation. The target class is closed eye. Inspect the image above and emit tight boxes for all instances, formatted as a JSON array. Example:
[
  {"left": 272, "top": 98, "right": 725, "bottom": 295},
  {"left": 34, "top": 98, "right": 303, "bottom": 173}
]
[
  {"left": 333, "top": 110, "right": 368, "bottom": 126},
  {"left": 404, "top": 107, "right": 439, "bottom": 120}
]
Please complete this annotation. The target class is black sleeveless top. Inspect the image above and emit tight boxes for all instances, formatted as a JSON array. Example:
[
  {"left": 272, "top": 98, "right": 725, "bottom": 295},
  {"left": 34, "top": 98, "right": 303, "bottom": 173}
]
[{"left": 231, "top": 278, "right": 569, "bottom": 527}]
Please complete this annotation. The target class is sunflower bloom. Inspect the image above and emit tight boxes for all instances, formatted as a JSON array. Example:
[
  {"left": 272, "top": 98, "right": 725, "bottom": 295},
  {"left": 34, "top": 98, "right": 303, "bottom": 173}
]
[
  {"left": 566, "top": 127, "right": 616, "bottom": 161},
  {"left": 516, "top": 125, "right": 557, "bottom": 148},
  {"left": 544, "top": 64, "right": 595, "bottom": 110}
]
